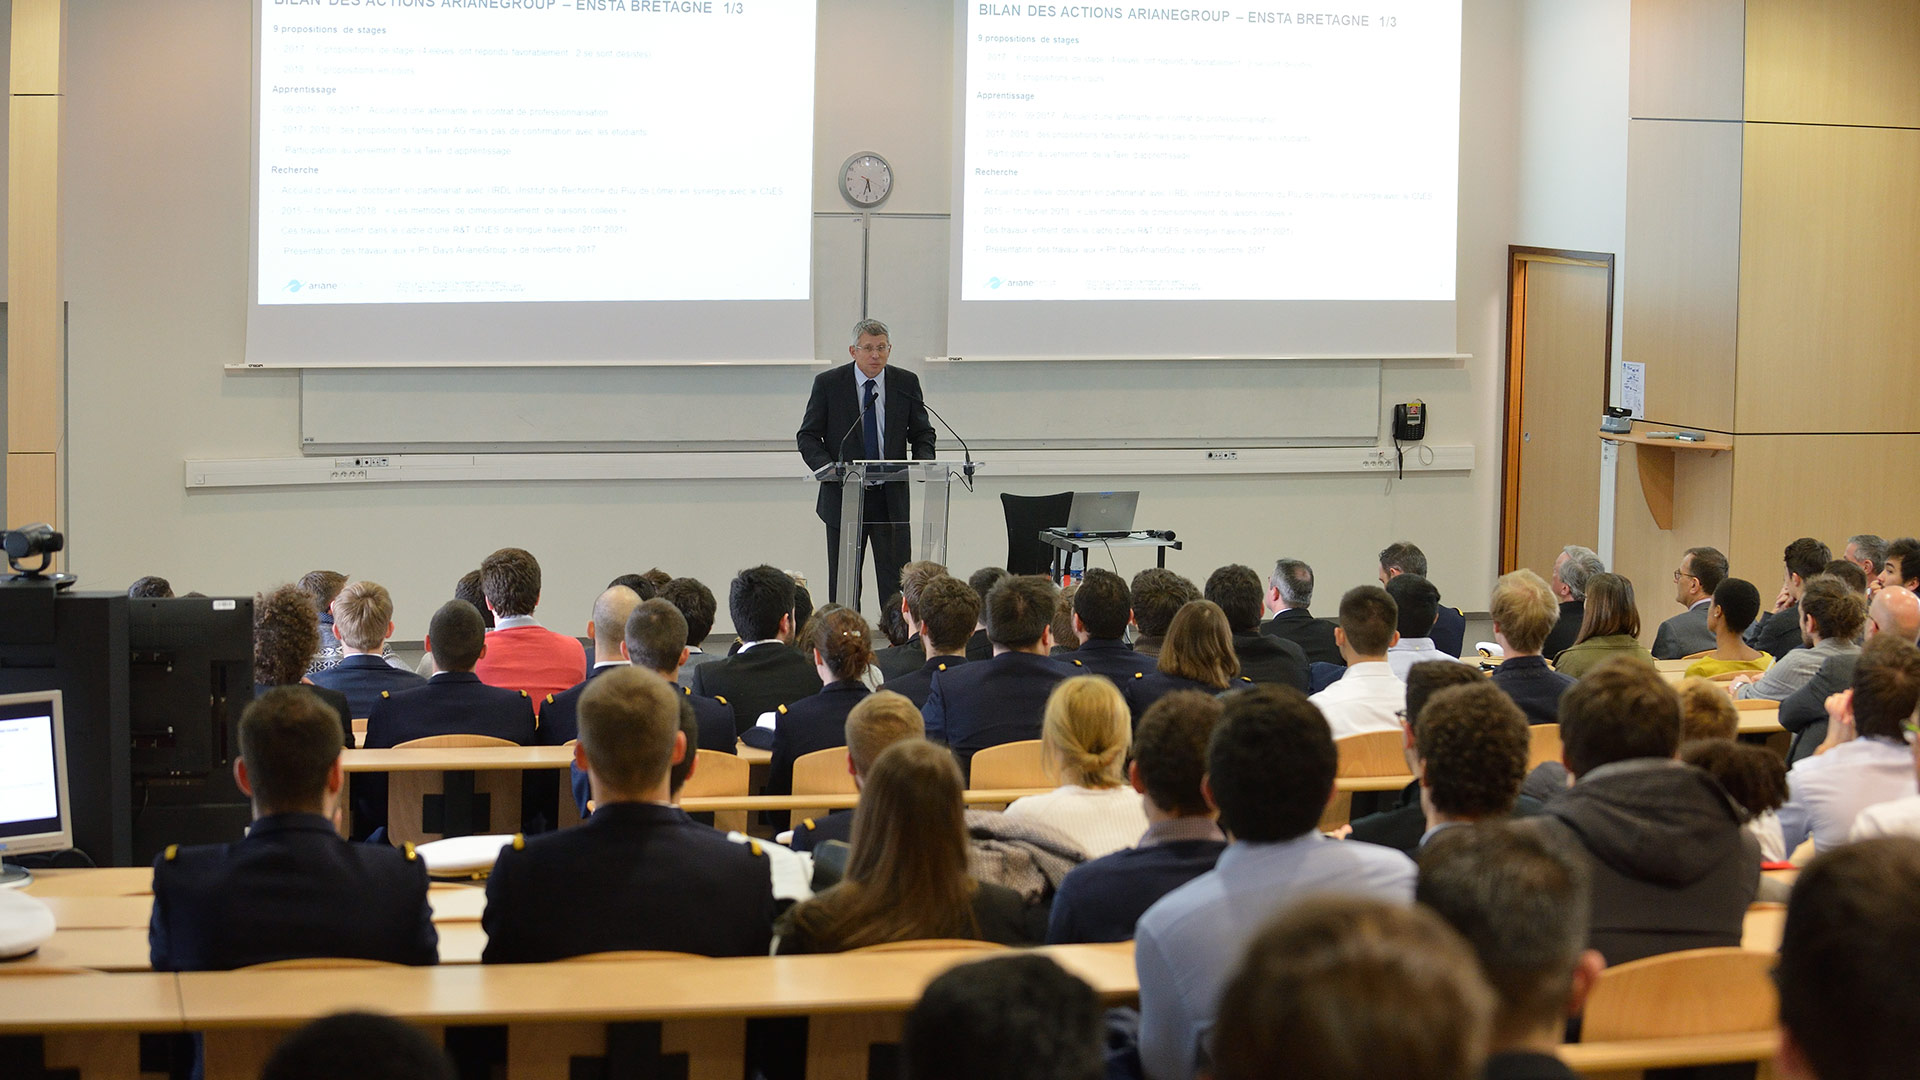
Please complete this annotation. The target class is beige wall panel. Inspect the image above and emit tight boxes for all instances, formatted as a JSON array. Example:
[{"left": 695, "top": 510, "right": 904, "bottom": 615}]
[
  {"left": 9, "top": 0, "right": 63, "bottom": 96},
  {"left": 8, "top": 91, "right": 61, "bottom": 453},
  {"left": 1611, "top": 443, "right": 1732, "bottom": 646},
  {"left": 7, "top": 450, "right": 57, "bottom": 528},
  {"left": 1624, "top": 119, "right": 1741, "bottom": 433},
  {"left": 1736, "top": 125, "right": 1920, "bottom": 434},
  {"left": 1726, "top": 435, "right": 1917, "bottom": 592},
  {"left": 1629, "top": 0, "right": 1746, "bottom": 121},
  {"left": 1746, "top": 0, "right": 1920, "bottom": 127}
]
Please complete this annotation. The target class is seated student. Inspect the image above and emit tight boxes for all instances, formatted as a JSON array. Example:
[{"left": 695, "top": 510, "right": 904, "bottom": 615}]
[
  {"left": 150, "top": 687, "right": 437, "bottom": 970},
  {"left": 1005, "top": 676, "right": 1149, "bottom": 858},
  {"left": 253, "top": 584, "right": 353, "bottom": 747},
  {"left": 1776, "top": 839, "right": 1920, "bottom": 1080},
  {"left": 1049, "top": 583, "right": 1081, "bottom": 654},
  {"left": 536, "top": 585, "right": 647, "bottom": 746},
  {"left": 965, "top": 566, "right": 1009, "bottom": 661},
  {"left": 1486, "top": 569, "right": 1576, "bottom": 725},
  {"left": 901, "top": 955, "right": 1105, "bottom": 1080},
  {"left": 1308, "top": 585, "right": 1407, "bottom": 740},
  {"left": 923, "top": 574, "right": 1078, "bottom": 778},
  {"left": 1747, "top": 536, "right": 1833, "bottom": 659},
  {"left": 1134, "top": 685, "right": 1417, "bottom": 1080},
  {"left": 1129, "top": 567, "right": 1200, "bottom": 659},
  {"left": 1065, "top": 568, "right": 1157, "bottom": 683},
  {"left": 366, "top": 600, "right": 538, "bottom": 749},
  {"left": 1777, "top": 635, "right": 1920, "bottom": 854},
  {"left": 1683, "top": 577, "right": 1773, "bottom": 678},
  {"left": 1824, "top": 558, "right": 1870, "bottom": 597},
  {"left": 1651, "top": 546, "right": 1728, "bottom": 660},
  {"left": 1528, "top": 658, "right": 1759, "bottom": 965},
  {"left": 262, "top": 1012, "right": 454, "bottom": 1080},
  {"left": 1210, "top": 897, "right": 1493, "bottom": 1080},
  {"left": 482, "top": 667, "right": 774, "bottom": 962},
  {"left": 661, "top": 577, "right": 720, "bottom": 688},
  {"left": 1876, "top": 536, "right": 1920, "bottom": 593},
  {"left": 1046, "top": 691, "right": 1227, "bottom": 944},
  {"left": 765, "top": 607, "right": 874, "bottom": 796},
  {"left": 1385, "top": 573, "right": 1468, "bottom": 677},
  {"left": 692, "top": 565, "right": 823, "bottom": 734},
  {"left": 1124, "top": 600, "right": 1254, "bottom": 719},
  {"left": 1378, "top": 541, "right": 1469, "bottom": 658},
  {"left": 1681, "top": 739, "right": 1790, "bottom": 865},
  {"left": 308, "top": 580, "right": 426, "bottom": 719},
  {"left": 469, "top": 548, "right": 588, "bottom": 710},
  {"left": 300, "top": 569, "right": 350, "bottom": 675},
  {"left": 1780, "top": 585, "right": 1920, "bottom": 764},
  {"left": 1206, "top": 563, "right": 1309, "bottom": 690},
  {"left": 1349, "top": 670, "right": 1539, "bottom": 856},
  {"left": 417, "top": 569, "right": 494, "bottom": 678},
  {"left": 128, "top": 575, "right": 174, "bottom": 598},
  {"left": 881, "top": 575, "right": 980, "bottom": 708},
  {"left": 1552, "top": 572, "right": 1655, "bottom": 678},
  {"left": 571, "top": 686, "right": 712, "bottom": 819},
  {"left": 1261, "top": 557, "right": 1344, "bottom": 667},
  {"left": 873, "top": 561, "right": 947, "bottom": 682},
  {"left": 789, "top": 690, "right": 924, "bottom": 852},
  {"left": 1731, "top": 577, "right": 1865, "bottom": 702},
  {"left": 777, "top": 739, "right": 1040, "bottom": 952},
  {"left": 1544, "top": 545, "right": 1605, "bottom": 662},
  {"left": 1417, "top": 824, "right": 1607, "bottom": 1080}
]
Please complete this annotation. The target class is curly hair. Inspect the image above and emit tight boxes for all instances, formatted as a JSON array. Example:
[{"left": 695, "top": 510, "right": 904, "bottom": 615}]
[
  {"left": 1680, "top": 739, "right": 1787, "bottom": 817},
  {"left": 480, "top": 547, "right": 542, "bottom": 617},
  {"left": 1415, "top": 683, "right": 1529, "bottom": 819},
  {"left": 254, "top": 584, "right": 320, "bottom": 685}
]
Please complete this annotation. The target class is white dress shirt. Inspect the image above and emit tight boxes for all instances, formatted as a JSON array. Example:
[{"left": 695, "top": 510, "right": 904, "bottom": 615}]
[
  {"left": 1777, "top": 736, "right": 1918, "bottom": 853},
  {"left": 1308, "top": 661, "right": 1406, "bottom": 740}
]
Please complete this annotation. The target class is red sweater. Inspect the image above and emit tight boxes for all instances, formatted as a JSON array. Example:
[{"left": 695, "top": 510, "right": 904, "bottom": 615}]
[{"left": 473, "top": 625, "right": 586, "bottom": 714}]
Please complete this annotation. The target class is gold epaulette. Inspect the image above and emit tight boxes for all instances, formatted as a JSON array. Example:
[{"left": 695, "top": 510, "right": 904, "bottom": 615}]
[
  {"left": 403, "top": 842, "right": 418, "bottom": 861},
  {"left": 511, "top": 833, "right": 526, "bottom": 850},
  {"left": 777, "top": 704, "right": 788, "bottom": 714},
  {"left": 163, "top": 844, "right": 179, "bottom": 861}
]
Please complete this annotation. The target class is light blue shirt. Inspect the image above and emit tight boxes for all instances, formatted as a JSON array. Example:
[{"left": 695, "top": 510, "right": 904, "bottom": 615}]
[
  {"left": 1777, "top": 735, "right": 1917, "bottom": 853},
  {"left": 1134, "top": 831, "right": 1417, "bottom": 1080},
  {"left": 1386, "top": 637, "right": 1468, "bottom": 679}
]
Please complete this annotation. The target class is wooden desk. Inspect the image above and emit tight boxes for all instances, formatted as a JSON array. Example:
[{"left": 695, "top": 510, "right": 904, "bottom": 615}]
[
  {"left": 23, "top": 867, "right": 156, "bottom": 897},
  {"left": 0, "top": 970, "right": 185, "bottom": 1079},
  {"left": 1742, "top": 903, "right": 1785, "bottom": 954},
  {"left": 341, "top": 746, "right": 576, "bottom": 772},
  {"left": 736, "top": 741, "right": 771, "bottom": 766},
  {"left": 1737, "top": 708, "right": 1783, "bottom": 735}
]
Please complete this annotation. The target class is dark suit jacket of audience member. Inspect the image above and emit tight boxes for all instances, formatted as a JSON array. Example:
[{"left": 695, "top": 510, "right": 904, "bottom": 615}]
[
  {"left": 255, "top": 683, "right": 353, "bottom": 749},
  {"left": 1044, "top": 836, "right": 1227, "bottom": 944},
  {"left": 536, "top": 663, "right": 618, "bottom": 746},
  {"left": 1779, "top": 651, "right": 1860, "bottom": 764},
  {"left": 1431, "top": 604, "right": 1467, "bottom": 658},
  {"left": 1260, "top": 609, "right": 1344, "bottom": 667},
  {"left": 872, "top": 635, "right": 923, "bottom": 682},
  {"left": 1229, "top": 632, "right": 1309, "bottom": 690},
  {"left": 923, "top": 651, "right": 1079, "bottom": 778},
  {"left": 880, "top": 654, "right": 968, "bottom": 709},
  {"left": 308, "top": 654, "right": 427, "bottom": 721},
  {"left": 1747, "top": 602, "right": 1805, "bottom": 662},
  {"left": 150, "top": 812, "right": 438, "bottom": 970},
  {"left": 1347, "top": 795, "right": 1546, "bottom": 856},
  {"left": 364, "top": 672, "right": 538, "bottom": 748},
  {"left": 965, "top": 627, "right": 993, "bottom": 662},
  {"left": 1123, "top": 671, "right": 1254, "bottom": 723},
  {"left": 570, "top": 697, "right": 731, "bottom": 818},
  {"left": 788, "top": 808, "right": 854, "bottom": 852},
  {"left": 1543, "top": 600, "right": 1585, "bottom": 662},
  {"left": 481, "top": 802, "right": 774, "bottom": 963},
  {"left": 691, "top": 642, "right": 824, "bottom": 736},
  {"left": 1069, "top": 636, "right": 1159, "bottom": 686},
  {"left": 1488, "top": 656, "right": 1577, "bottom": 726},
  {"left": 767, "top": 680, "right": 871, "bottom": 796}
]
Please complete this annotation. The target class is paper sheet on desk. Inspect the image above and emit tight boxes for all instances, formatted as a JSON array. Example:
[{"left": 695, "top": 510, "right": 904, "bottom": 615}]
[{"left": 730, "top": 833, "right": 813, "bottom": 903}]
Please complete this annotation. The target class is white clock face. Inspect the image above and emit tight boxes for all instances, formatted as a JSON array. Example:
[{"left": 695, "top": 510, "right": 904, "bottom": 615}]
[{"left": 842, "top": 154, "right": 892, "bottom": 207}]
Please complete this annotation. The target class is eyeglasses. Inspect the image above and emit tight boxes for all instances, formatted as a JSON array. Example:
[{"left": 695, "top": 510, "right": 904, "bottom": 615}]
[
  {"left": 1394, "top": 709, "right": 1408, "bottom": 721},
  {"left": 1673, "top": 569, "right": 1697, "bottom": 581},
  {"left": 853, "top": 343, "right": 892, "bottom": 355}
]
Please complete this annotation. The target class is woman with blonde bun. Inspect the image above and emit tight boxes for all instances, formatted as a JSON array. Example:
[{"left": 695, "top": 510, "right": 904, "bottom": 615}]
[{"left": 1003, "top": 675, "right": 1148, "bottom": 857}]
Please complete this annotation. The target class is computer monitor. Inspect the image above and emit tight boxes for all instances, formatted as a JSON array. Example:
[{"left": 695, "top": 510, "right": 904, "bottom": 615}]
[{"left": 0, "top": 689, "right": 71, "bottom": 887}]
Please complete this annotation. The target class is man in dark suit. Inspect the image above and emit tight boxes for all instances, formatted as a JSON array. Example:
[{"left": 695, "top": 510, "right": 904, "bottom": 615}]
[
  {"left": 1746, "top": 537, "right": 1833, "bottom": 661},
  {"left": 964, "top": 566, "right": 1007, "bottom": 661},
  {"left": 924, "top": 574, "right": 1079, "bottom": 778},
  {"left": 307, "top": 580, "right": 426, "bottom": 718},
  {"left": 1544, "top": 545, "right": 1604, "bottom": 661},
  {"left": 150, "top": 687, "right": 437, "bottom": 970},
  {"left": 1779, "top": 586, "right": 1920, "bottom": 762},
  {"left": 1377, "top": 541, "right": 1467, "bottom": 657},
  {"left": 1651, "top": 547, "right": 1726, "bottom": 660},
  {"left": 789, "top": 691, "right": 925, "bottom": 852},
  {"left": 1260, "top": 558, "right": 1343, "bottom": 667},
  {"left": 536, "top": 585, "right": 646, "bottom": 747},
  {"left": 1066, "top": 568, "right": 1157, "bottom": 685},
  {"left": 795, "top": 318, "right": 937, "bottom": 611},
  {"left": 1205, "top": 564, "right": 1308, "bottom": 691},
  {"left": 482, "top": 667, "right": 774, "bottom": 962},
  {"left": 1485, "top": 570, "right": 1577, "bottom": 726},
  {"left": 872, "top": 560, "right": 947, "bottom": 681},
  {"left": 883, "top": 574, "right": 979, "bottom": 708},
  {"left": 692, "top": 566, "right": 823, "bottom": 734}
]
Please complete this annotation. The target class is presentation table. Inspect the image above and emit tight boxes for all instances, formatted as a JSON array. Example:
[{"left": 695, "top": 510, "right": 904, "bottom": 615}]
[{"left": 1040, "top": 531, "right": 1181, "bottom": 585}]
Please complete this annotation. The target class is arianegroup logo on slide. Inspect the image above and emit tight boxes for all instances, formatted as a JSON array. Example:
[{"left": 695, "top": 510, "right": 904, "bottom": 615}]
[
  {"left": 987, "top": 276, "right": 1001, "bottom": 289},
  {"left": 285, "top": 279, "right": 303, "bottom": 293}
]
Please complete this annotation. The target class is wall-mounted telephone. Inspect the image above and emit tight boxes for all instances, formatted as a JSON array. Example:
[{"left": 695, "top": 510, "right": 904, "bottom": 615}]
[{"left": 1393, "top": 401, "right": 1426, "bottom": 442}]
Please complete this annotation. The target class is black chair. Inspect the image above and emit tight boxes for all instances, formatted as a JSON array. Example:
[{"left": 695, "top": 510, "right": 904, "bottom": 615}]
[{"left": 1001, "top": 492, "right": 1074, "bottom": 576}]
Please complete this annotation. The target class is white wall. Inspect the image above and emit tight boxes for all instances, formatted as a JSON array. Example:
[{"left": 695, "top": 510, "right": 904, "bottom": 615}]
[{"left": 47, "top": 0, "right": 1636, "bottom": 639}]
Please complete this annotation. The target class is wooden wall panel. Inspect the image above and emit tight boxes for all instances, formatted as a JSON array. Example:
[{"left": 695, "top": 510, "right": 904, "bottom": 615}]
[
  {"left": 1745, "top": 0, "right": 1920, "bottom": 127},
  {"left": 9, "top": 0, "right": 64, "bottom": 96},
  {"left": 7, "top": 450, "right": 57, "bottom": 528},
  {"left": 1624, "top": 119, "right": 1741, "bottom": 433},
  {"left": 1629, "top": 0, "right": 1746, "bottom": 121},
  {"left": 8, "top": 91, "right": 61, "bottom": 456},
  {"left": 1610, "top": 443, "right": 1733, "bottom": 646},
  {"left": 1735, "top": 124, "right": 1920, "bottom": 434},
  {"left": 1726, "top": 435, "right": 1920, "bottom": 591}
]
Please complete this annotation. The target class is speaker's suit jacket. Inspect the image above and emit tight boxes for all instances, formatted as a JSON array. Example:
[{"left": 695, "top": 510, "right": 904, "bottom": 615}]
[{"left": 795, "top": 362, "right": 937, "bottom": 527}]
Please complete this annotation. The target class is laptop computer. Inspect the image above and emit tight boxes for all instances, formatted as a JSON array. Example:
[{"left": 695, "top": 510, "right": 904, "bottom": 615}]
[{"left": 1058, "top": 490, "right": 1140, "bottom": 537}]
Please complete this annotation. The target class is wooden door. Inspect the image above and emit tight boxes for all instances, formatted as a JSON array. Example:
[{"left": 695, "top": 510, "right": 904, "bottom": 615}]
[{"left": 1502, "top": 251, "right": 1614, "bottom": 578}]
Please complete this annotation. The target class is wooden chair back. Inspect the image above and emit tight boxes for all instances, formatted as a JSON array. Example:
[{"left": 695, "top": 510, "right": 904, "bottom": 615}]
[
  {"left": 851, "top": 939, "right": 1011, "bottom": 954},
  {"left": 790, "top": 746, "right": 858, "bottom": 828},
  {"left": 681, "top": 749, "right": 751, "bottom": 833},
  {"left": 1321, "top": 730, "right": 1412, "bottom": 830},
  {"left": 1733, "top": 698, "right": 1777, "bottom": 711},
  {"left": 387, "top": 735, "right": 523, "bottom": 848},
  {"left": 969, "top": 740, "right": 1052, "bottom": 790},
  {"left": 555, "top": 740, "right": 583, "bottom": 831},
  {"left": 1528, "top": 724, "right": 1563, "bottom": 769},
  {"left": 1581, "top": 947, "right": 1778, "bottom": 1042}
]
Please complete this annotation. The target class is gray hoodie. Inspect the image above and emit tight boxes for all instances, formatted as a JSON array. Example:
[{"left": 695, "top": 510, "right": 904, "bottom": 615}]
[{"left": 1532, "top": 758, "right": 1760, "bottom": 965}]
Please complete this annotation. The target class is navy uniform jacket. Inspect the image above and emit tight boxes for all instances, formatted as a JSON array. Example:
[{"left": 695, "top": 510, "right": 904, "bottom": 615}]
[
  {"left": 149, "top": 812, "right": 438, "bottom": 970},
  {"left": 1261, "top": 609, "right": 1345, "bottom": 668},
  {"left": 966, "top": 628, "right": 993, "bottom": 662},
  {"left": 537, "top": 662, "right": 620, "bottom": 745},
  {"left": 789, "top": 808, "right": 854, "bottom": 852},
  {"left": 480, "top": 801, "right": 774, "bottom": 962},
  {"left": 923, "top": 651, "right": 1080, "bottom": 777},
  {"left": 309, "top": 653, "right": 428, "bottom": 721},
  {"left": 1044, "top": 833, "right": 1228, "bottom": 944},
  {"left": 365, "top": 671, "right": 538, "bottom": 748},
  {"left": 1432, "top": 605, "right": 1468, "bottom": 659},
  {"left": 1124, "top": 671, "right": 1254, "bottom": 722},
  {"left": 1488, "top": 655, "right": 1577, "bottom": 726},
  {"left": 692, "top": 642, "right": 824, "bottom": 735},
  {"left": 255, "top": 682, "right": 353, "bottom": 749},
  {"left": 795, "top": 361, "right": 937, "bottom": 528},
  {"left": 1544, "top": 600, "right": 1585, "bottom": 662},
  {"left": 1070, "top": 637, "right": 1158, "bottom": 686},
  {"left": 881, "top": 654, "right": 968, "bottom": 708},
  {"left": 872, "top": 636, "right": 924, "bottom": 682},
  {"left": 767, "top": 680, "right": 870, "bottom": 796},
  {"left": 1230, "top": 632, "right": 1309, "bottom": 690}
]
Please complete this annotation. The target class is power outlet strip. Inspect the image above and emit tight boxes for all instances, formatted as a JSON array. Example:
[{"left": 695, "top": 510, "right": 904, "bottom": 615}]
[
  {"left": 1206, "top": 450, "right": 1239, "bottom": 461},
  {"left": 1360, "top": 451, "right": 1395, "bottom": 470}
]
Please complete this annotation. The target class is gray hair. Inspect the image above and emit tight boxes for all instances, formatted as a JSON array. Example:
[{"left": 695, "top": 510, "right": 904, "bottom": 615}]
[
  {"left": 1849, "top": 534, "right": 1889, "bottom": 574},
  {"left": 851, "top": 319, "right": 889, "bottom": 343},
  {"left": 1270, "top": 559, "right": 1315, "bottom": 609},
  {"left": 1557, "top": 546, "right": 1604, "bottom": 599}
]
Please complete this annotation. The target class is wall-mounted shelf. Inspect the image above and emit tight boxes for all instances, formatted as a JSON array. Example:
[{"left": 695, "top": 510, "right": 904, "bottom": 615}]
[{"left": 1601, "top": 424, "right": 1732, "bottom": 530}]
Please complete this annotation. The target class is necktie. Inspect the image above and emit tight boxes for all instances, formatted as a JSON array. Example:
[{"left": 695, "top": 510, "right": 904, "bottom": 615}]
[{"left": 862, "top": 380, "right": 881, "bottom": 461}]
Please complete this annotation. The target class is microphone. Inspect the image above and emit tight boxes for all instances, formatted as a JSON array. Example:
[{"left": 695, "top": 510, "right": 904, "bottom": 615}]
[{"left": 895, "top": 383, "right": 976, "bottom": 488}]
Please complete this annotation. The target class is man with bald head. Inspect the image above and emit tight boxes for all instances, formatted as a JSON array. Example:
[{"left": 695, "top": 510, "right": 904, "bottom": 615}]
[
  {"left": 1780, "top": 586, "right": 1920, "bottom": 764},
  {"left": 537, "top": 585, "right": 644, "bottom": 746}
]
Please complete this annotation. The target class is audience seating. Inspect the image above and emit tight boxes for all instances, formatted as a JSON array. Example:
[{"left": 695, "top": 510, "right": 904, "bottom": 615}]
[
  {"left": 1528, "top": 724, "right": 1563, "bottom": 769},
  {"left": 388, "top": 734, "right": 525, "bottom": 847},
  {"left": 967, "top": 740, "right": 1052, "bottom": 790},
  {"left": 1580, "top": 947, "right": 1777, "bottom": 1043},
  {"left": 1321, "top": 730, "right": 1413, "bottom": 829},
  {"left": 791, "top": 747, "right": 858, "bottom": 828},
  {"left": 681, "top": 750, "right": 753, "bottom": 834}
]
